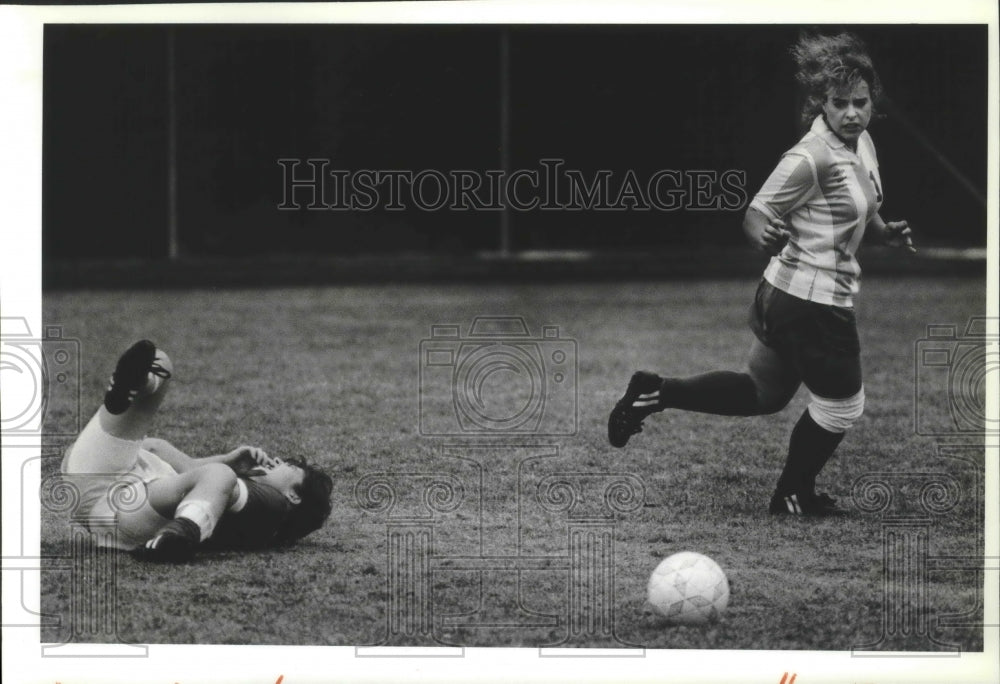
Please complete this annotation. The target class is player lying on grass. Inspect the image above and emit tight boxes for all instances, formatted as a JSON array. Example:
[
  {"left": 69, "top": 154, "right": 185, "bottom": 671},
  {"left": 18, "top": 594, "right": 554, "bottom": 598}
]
[
  {"left": 608, "top": 32, "right": 915, "bottom": 516},
  {"left": 60, "top": 340, "right": 333, "bottom": 561}
]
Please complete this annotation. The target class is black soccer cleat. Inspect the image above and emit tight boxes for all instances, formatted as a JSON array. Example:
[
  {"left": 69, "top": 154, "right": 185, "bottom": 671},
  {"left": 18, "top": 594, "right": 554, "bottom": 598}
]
[
  {"left": 769, "top": 491, "right": 848, "bottom": 517},
  {"left": 136, "top": 518, "right": 200, "bottom": 562},
  {"left": 608, "top": 371, "right": 664, "bottom": 448},
  {"left": 103, "top": 340, "right": 171, "bottom": 415}
]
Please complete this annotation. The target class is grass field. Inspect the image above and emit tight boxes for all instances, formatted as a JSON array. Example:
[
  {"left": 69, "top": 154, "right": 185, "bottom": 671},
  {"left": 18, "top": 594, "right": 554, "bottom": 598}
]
[{"left": 39, "top": 276, "right": 986, "bottom": 651}]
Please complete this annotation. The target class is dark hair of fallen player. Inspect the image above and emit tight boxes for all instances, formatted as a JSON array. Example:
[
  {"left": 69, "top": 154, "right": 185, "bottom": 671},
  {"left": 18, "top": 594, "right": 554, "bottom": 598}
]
[{"left": 273, "top": 459, "right": 334, "bottom": 545}]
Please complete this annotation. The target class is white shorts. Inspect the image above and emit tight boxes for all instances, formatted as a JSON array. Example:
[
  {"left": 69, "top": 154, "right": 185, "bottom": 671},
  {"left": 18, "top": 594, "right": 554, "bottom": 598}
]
[{"left": 61, "top": 414, "right": 178, "bottom": 550}]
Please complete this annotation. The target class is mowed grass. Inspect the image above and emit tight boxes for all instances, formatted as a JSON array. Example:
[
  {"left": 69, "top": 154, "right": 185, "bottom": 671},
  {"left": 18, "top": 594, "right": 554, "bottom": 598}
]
[{"left": 40, "top": 276, "right": 985, "bottom": 650}]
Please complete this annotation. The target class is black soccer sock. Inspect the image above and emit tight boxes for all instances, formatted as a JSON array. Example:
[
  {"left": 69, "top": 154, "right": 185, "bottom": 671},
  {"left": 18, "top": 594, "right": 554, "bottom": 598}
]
[
  {"left": 775, "top": 408, "right": 845, "bottom": 496},
  {"left": 658, "top": 371, "right": 760, "bottom": 416}
]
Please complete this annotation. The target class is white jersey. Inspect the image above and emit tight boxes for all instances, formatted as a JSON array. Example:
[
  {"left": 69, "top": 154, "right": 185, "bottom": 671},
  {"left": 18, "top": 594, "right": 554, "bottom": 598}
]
[{"left": 749, "top": 115, "right": 883, "bottom": 308}]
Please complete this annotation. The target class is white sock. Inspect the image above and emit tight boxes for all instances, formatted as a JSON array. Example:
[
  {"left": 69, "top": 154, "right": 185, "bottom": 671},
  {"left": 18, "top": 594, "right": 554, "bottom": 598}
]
[
  {"left": 175, "top": 500, "right": 218, "bottom": 542},
  {"left": 227, "top": 479, "right": 249, "bottom": 513}
]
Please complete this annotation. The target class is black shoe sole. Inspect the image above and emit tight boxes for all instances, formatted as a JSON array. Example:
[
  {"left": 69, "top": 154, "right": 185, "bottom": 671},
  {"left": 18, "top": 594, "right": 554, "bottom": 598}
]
[
  {"left": 608, "top": 400, "right": 634, "bottom": 448},
  {"left": 608, "top": 371, "right": 661, "bottom": 448},
  {"left": 104, "top": 340, "right": 158, "bottom": 414},
  {"left": 769, "top": 495, "right": 849, "bottom": 517}
]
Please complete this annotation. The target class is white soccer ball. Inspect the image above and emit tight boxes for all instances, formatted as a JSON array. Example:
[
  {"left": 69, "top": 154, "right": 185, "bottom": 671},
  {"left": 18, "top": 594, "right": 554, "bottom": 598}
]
[{"left": 647, "top": 551, "right": 730, "bottom": 625}]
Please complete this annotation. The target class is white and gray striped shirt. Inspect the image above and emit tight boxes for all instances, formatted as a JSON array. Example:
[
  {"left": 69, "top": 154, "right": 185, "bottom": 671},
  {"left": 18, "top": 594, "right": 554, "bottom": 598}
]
[{"left": 749, "top": 115, "right": 883, "bottom": 308}]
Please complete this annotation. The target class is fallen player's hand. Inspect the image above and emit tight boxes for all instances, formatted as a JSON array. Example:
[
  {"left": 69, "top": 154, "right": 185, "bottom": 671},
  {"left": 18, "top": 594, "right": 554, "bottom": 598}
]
[
  {"left": 224, "top": 445, "right": 281, "bottom": 476},
  {"left": 884, "top": 220, "right": 916, "bottom": 253}
]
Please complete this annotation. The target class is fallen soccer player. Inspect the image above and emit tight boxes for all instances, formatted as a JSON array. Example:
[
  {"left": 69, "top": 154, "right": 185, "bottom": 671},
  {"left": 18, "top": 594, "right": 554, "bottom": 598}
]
[{"left": 59, "top": 340, "right": 333, "bottom": 561}]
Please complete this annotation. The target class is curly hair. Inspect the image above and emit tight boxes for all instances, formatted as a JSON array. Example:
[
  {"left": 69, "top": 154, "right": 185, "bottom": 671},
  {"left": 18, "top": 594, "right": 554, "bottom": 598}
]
[
  {"left": 273, "top": 459, "right": 333, "bottom": 545},
  {"left": 791, "top": 31, "right": 882, "bottom": 131}
]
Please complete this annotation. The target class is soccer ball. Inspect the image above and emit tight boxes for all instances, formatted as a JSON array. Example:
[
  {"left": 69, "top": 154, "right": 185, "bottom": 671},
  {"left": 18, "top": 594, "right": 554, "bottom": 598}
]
[{"left": 647, "top": 551, "right": 730, "bottom": 625}]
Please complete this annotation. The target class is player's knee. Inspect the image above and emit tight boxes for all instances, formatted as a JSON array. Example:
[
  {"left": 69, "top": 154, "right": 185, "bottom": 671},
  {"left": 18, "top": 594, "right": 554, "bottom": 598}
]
[
  {"left": 755, "top": 386, "right": 795, "bottom": 415},
  {"left": 808, "top": 387, "right": 865, "bottom": 433},
  {"left": 197, "top": 462, "right": 238, "bottom": 489},
  {"left": 747, "top": 374, "right": 796, "bottom": 415},
  {"left": 744, "top": 364, "right": 796, "bottom": 415}
]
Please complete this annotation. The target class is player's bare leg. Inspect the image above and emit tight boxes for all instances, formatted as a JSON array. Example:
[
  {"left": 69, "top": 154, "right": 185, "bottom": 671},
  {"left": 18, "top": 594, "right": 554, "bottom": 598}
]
[
  {"left": 136, "top": 463, "right": 239, "bottom": 562},
  {"left": 62, "top": 340, "right": 173, "bottom": 478}
]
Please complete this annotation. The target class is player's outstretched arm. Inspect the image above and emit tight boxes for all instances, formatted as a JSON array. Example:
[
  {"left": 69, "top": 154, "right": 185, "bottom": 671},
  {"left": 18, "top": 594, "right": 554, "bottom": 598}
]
[
  {"left": 866, "top": 212, "right": 916, "bottom": 253},
  {"left": 206, "top": 445, "right": 281, "bottom": 477},
  {"left": 143, "top": 438, "right": 278, "bottom": 476}
]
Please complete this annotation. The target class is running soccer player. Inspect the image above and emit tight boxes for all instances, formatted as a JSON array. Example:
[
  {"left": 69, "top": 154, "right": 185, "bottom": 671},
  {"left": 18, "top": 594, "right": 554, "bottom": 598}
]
[
  {"left": 608, "top": 32, "right": 915, "bottom": 516},
  {"left": 60, "top": 340, "right": 333, "bottom": 560}
]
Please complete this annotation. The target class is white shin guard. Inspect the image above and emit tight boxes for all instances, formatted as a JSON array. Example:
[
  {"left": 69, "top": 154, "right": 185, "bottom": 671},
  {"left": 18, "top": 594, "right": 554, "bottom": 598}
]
[{"left": 807, "top": 387, "right": 865, "bottom": 434}]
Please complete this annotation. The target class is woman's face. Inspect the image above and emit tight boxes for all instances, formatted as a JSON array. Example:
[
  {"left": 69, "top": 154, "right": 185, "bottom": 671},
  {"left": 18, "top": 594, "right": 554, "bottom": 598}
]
[
  {"left": 822, "top": 80, "right": 872, "bottom": 148},
  {"left": 250, "top": 461, "right": 306, "bottom": 503}
]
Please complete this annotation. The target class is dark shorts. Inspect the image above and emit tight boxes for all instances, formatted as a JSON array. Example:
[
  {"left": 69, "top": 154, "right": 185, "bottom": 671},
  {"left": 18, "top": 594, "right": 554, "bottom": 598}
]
[{"left": 749, "top": 279, "right": 862, "bottom": 398}]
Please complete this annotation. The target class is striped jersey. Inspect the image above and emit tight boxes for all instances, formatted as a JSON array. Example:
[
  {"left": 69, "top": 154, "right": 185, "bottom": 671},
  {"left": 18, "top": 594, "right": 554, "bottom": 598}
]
[{"left": 749, "top": 115, "right": 883, "bottom": 307}]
